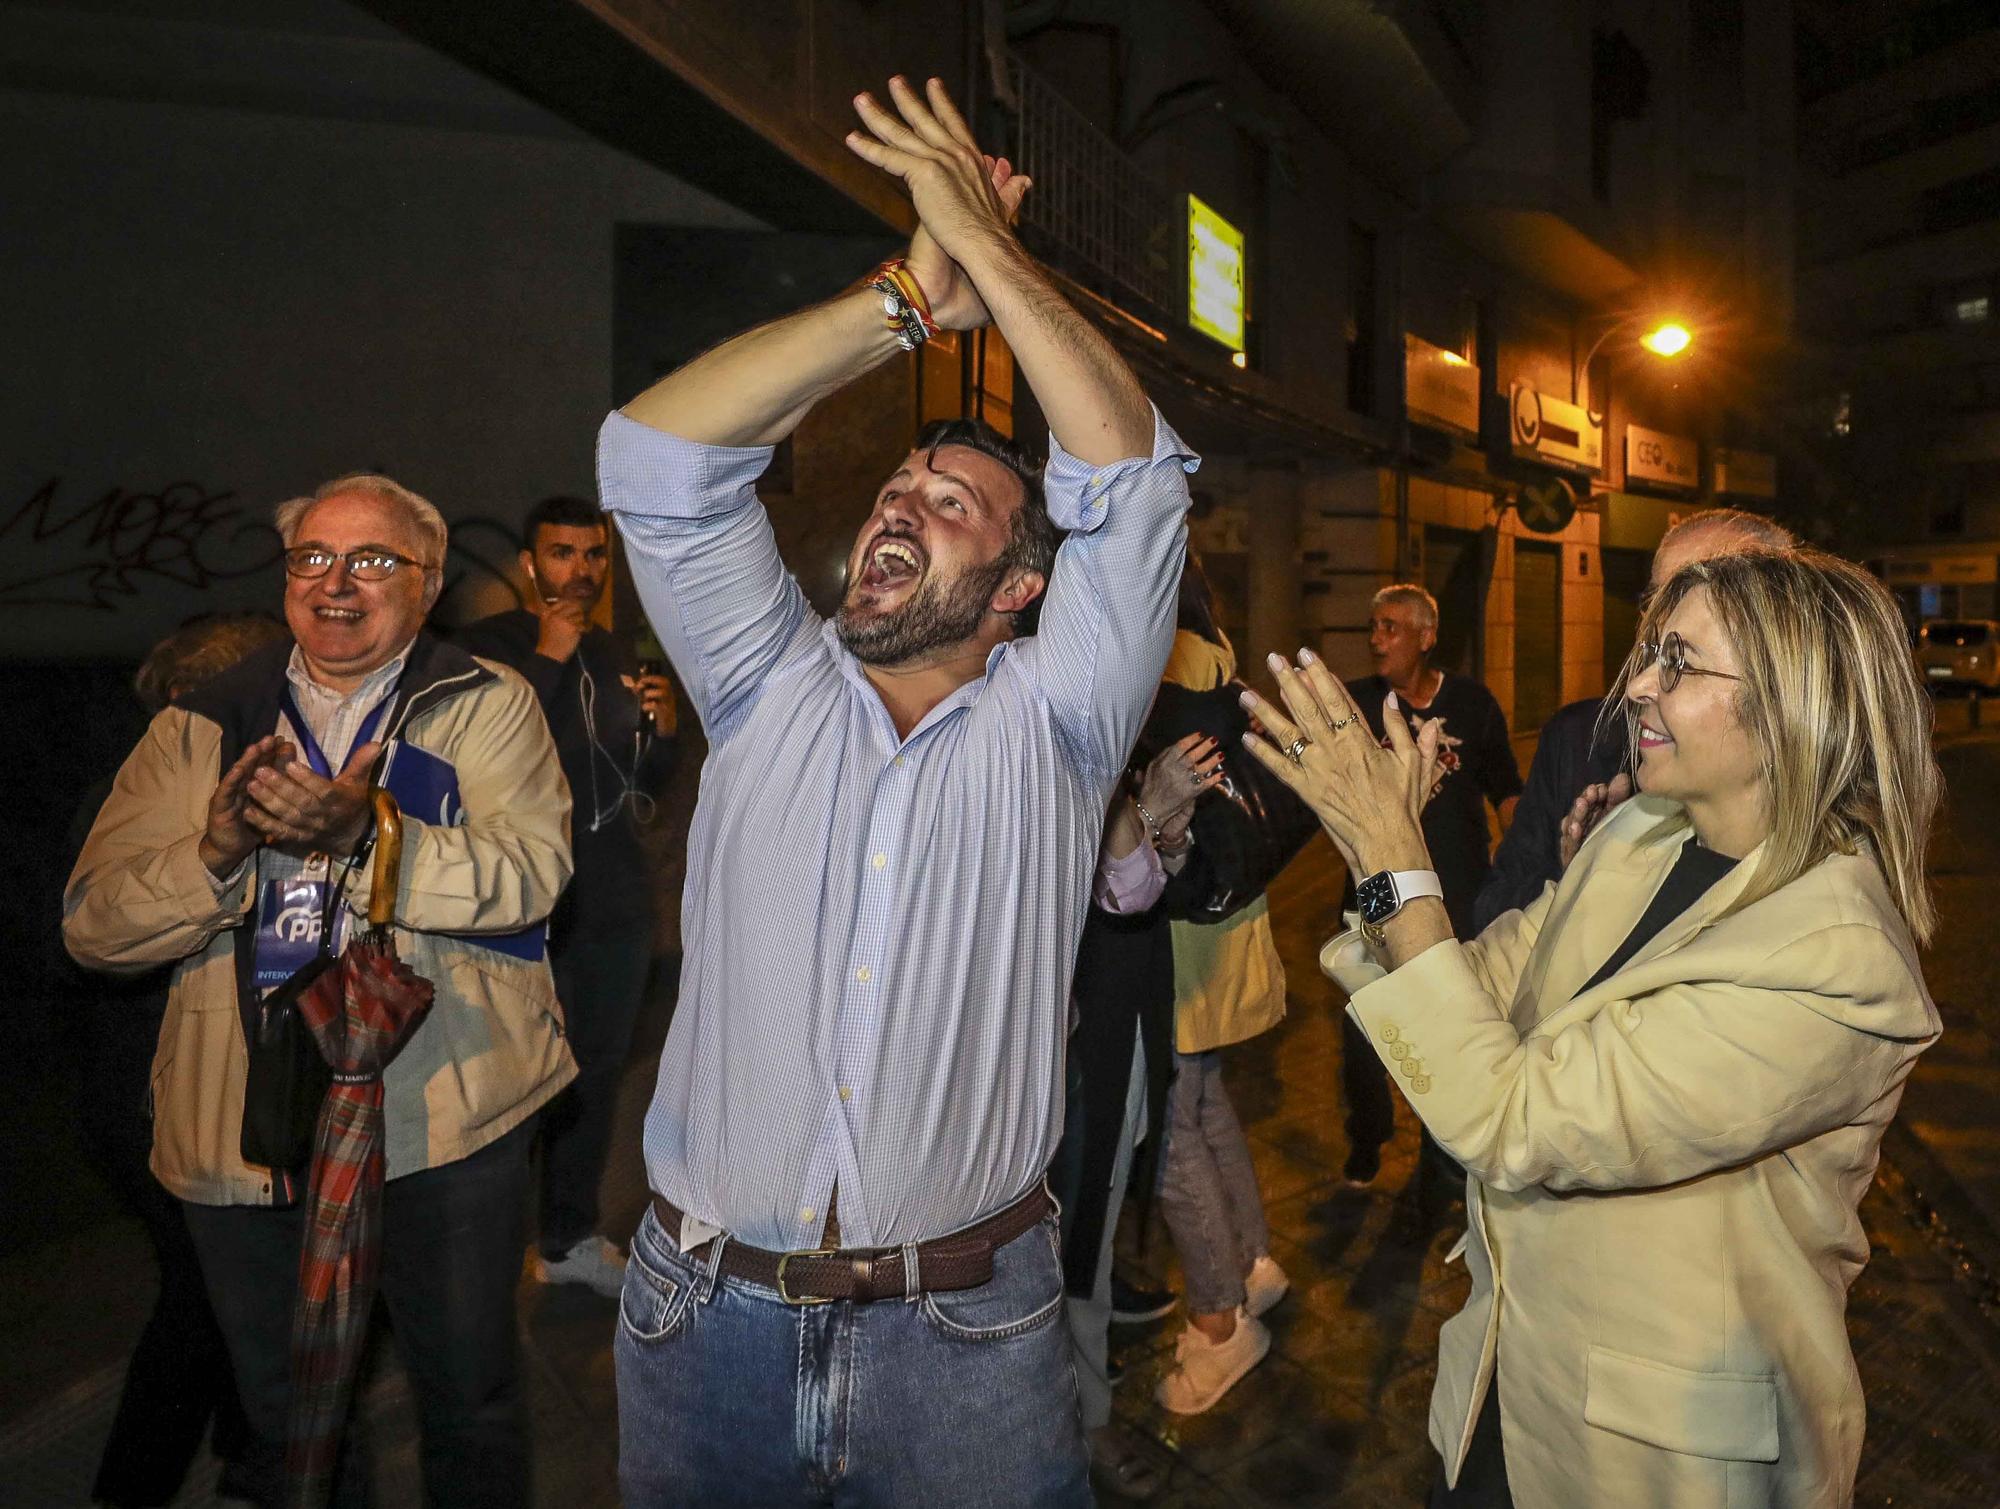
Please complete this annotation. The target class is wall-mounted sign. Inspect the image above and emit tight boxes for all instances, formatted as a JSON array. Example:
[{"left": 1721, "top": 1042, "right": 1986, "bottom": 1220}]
[
  {"left": 1516, "top": 473, "right": 1579, "bottom": 534},
  {"left": 1712, "top": 447, "right": 1777, "bottom": 499},
  {"left": 1186, "top": 194, "right": 1246, "bottom": 351},
  {"left": 1625, "top": 423, "right": 1699, "bottom": 490},
  {"left": 1404, "top": 333, "right": 1480, "bottom": 435},
  {"left": 1509, "top": 383, "right": 1602, "bottom": 474},
  {"left": 1884, "top": 556, "right": 1996, "bottom": 586}
]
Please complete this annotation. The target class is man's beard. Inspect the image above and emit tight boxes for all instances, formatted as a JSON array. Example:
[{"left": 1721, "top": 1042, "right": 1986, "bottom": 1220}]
[{"left": 835, "top": 556, "right": 1010, "bottom": 667}]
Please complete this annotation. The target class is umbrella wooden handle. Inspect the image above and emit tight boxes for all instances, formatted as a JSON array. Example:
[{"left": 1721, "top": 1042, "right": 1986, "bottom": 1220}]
[{"left": 368, "top": 788, "right": 403, "bottom": 929}]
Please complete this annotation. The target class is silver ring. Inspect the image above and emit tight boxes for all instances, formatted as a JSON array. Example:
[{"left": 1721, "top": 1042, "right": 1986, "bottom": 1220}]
[
  {"left": 1284, "top": 735, "right": 1312, "bottom": 763},
  {"left": 1328, "top": 712, "right": 1358, "bottom": 732}
]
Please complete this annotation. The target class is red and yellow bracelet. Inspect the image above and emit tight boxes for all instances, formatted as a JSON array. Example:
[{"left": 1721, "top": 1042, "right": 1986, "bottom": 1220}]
[{"left": 866, "top": 258, "right": 939, "bottom": 350}]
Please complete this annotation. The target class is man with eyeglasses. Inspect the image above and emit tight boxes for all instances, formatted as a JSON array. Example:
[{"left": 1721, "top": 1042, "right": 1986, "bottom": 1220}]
[
  {"left": 65, "top": 473, "right": 576, "bottom": 1508},
  {"left": 1473, "top": 507, "right": 1795, "bottom": 931}
]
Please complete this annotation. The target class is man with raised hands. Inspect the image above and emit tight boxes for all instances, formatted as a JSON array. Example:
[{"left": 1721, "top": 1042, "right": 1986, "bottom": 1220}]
[{"left": 597, "top": 74, "right": 1196, "bottom": 1505}]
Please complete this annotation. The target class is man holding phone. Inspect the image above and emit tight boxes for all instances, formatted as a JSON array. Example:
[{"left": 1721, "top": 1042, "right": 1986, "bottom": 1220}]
[{"left": 457, "top": 495, "right": 679, "bottom": 1296}]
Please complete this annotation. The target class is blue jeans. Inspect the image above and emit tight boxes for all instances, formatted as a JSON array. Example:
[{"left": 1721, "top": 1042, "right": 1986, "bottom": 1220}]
[{"left": 615, "top": 1202, "right": 1092, "bottom": 1507}]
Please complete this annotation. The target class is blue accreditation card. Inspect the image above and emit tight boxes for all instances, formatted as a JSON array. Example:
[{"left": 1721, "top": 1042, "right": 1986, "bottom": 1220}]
[{"left": 252, "top": 873, "right": 332, "bottom": 990}]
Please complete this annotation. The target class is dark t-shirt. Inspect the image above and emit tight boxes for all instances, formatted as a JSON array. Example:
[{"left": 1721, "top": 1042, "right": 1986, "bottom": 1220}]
[
  {"left": 1346, "top": 672, "right": 1524, "bottom": 937},
  {"left": 1573, "top": 837, "right": 1739, "bottom": 998},
  {"left": 455, "top": 609, "right": 677, "bottom": 929}
]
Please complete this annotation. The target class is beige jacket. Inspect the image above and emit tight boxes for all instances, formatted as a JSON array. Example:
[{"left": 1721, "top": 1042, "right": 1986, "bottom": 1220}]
[
  {"left": 1163, "top": 629, "right": 1287, "bottom": 1053},
  {"left": 1323, "top": 795, "right": 1937, "bottom": 1508},
  {"left": 63, "top": 634, "right": 578, "bottom": 1205}
]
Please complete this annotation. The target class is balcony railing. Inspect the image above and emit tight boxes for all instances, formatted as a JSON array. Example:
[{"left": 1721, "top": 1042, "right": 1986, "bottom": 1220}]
[{"left": 1006, "top": 52, "right": 1179, "bottom": 319}]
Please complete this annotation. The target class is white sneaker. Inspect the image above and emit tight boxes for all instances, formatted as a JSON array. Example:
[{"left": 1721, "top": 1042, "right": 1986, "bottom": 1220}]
[
  {"left": 533, "top": 1236, "right": 628, "bottom": 1299},
  {"left": 1244, "top": 1253, "right": 1289, "bottom": 1318},
  {"left": 1154, "top": 1309, "right": 1271, "bottom": 1414}
]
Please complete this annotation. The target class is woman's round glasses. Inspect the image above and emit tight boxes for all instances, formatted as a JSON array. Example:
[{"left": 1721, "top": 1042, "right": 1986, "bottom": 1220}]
[
  {"left": 1632, "top": 630, "right": 1742, "bottom": 695},
  {"left": 283, "top": 546, "right": 433, "bottom": 582}
]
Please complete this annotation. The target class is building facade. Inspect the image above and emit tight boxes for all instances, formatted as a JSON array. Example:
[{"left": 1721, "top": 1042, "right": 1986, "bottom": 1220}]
[
  {"left": 5, "top": 0, "right": 1797, "bottom": 742},
  {"left": 1797, "top": 4, "right": 2000, "bottom": 625}
]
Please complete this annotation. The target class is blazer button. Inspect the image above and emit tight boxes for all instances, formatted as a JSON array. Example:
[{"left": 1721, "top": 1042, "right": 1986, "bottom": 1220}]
[
  {"left": 1400, "top": 1058, "right": 1422, "bottom": 1078},
  {"left": 1411, "top": 1075, "right": 1432, "bottom": 1094},
  {"left": 1388, "top": 1041, "right": 1409, "bottom": 1062},
  {"left": 1381, "top": 1024, "right": 1401, "bottom": 1044}
]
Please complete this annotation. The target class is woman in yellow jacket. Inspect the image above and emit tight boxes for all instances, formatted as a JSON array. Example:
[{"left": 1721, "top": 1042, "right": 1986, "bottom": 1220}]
[{"left": 1239, "top": 549, "right": 1941, "bottom": 1508}]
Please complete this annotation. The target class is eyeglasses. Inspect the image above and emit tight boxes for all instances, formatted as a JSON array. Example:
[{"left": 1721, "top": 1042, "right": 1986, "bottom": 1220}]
[
  {"left": 283, "top": 546, "right": 435, "bottom": 582},
  {"left": 1631, "top": 630, "right": 1742, "bottom": 695}
]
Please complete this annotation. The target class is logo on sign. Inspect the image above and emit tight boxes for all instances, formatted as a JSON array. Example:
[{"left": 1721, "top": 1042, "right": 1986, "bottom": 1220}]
[
  {"left": 1625, "top": 425, "right": 1698, "bottom": 490},
  {"left": 274, "top": 900, "right": 322, "bottom": 945}
]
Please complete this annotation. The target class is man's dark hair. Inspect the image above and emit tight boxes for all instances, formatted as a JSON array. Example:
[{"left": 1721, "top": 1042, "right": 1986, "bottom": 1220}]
[
  {"left": 913, "top": 417, "right": 1060, "bottom": 635},
  {"left": 521, "top": 494, "right": 608, "bottom": 552}
]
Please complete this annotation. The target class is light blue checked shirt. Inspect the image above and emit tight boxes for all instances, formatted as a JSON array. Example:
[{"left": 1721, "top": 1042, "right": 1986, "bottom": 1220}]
[{"left": 599, "top": 406, "right": 1196, "bottom": 1251}]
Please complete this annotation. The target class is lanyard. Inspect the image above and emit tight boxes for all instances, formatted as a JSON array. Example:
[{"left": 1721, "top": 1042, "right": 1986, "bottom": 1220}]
[{"left": 278, "top": 685, "right": 391, "bottom": 779}]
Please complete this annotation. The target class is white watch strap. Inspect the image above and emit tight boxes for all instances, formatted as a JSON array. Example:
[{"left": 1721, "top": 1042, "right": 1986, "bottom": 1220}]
[{"left": 1391, "top": 870, "right": 1443, "bottom": 906}]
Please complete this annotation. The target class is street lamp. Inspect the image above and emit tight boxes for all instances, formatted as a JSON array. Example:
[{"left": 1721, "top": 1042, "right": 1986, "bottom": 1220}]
[{"left": 1573, "top": 314, "right": 1695, "bottom": 414}]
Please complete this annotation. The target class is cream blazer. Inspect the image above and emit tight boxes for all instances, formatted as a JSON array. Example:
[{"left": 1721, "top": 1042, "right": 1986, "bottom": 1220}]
[{"left": 1322, "top": 795, "right": 1937, "bottom": 1508}]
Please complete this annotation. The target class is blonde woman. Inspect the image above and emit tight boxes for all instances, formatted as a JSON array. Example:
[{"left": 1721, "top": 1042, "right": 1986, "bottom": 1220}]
[{"left": 1239, "top": 549, "right": 1941, "bottom": 1507}]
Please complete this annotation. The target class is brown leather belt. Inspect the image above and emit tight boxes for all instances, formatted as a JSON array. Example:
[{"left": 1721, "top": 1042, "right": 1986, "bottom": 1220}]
[{"left": 650, "top": 1184, "right": 1050, "bottom": 1305}]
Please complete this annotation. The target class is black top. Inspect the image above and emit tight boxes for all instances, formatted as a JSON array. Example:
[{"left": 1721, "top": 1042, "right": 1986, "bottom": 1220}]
[
  {"left": 454, "top": 609, "right": 678, "bottom": 926},
  {"left": 1474, "top": 695, "right": 1630, "bottom": 932},
  {"left": 1572, "top": 837, "right": 1739, "bottom": 998},
  {"left": 1346, "top": 673, "right": 1524, "bottom": 937}
]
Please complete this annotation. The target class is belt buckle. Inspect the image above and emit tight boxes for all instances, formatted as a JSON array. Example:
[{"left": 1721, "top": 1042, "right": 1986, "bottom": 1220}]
[{"left": 775, "top": 1246, "right": 837, "bottom": 1306}]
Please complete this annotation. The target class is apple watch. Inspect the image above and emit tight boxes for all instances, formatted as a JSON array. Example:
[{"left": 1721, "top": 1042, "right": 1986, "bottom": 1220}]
[{"left": 1356, "top": 868, "right": 1443, "bottom": 943}]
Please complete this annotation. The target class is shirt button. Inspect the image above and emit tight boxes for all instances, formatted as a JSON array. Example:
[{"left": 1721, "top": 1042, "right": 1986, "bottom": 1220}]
[
  {"left": 800, "top": 1207, "right": 816, "bottom": 1224},
  {"left": 856, "top": 966, "right": 872, "bottom": 983},
  {"left": 872, "top": 852, "right": 887, "bottom": 870},
  {"left": 839, "top": 1086, "right": 853, "bottom": 1102},
  {"left": 893, "top": 756, "right": 905, "bottom": 768}
]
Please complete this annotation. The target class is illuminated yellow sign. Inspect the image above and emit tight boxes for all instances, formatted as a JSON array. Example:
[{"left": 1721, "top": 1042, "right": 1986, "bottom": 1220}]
[{"left": 1186, "top": 194, "right": 1245, "bottom": 351}]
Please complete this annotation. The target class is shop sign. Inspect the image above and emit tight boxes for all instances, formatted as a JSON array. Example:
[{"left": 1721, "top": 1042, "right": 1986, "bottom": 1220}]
[
  {"left": 1186, "top": 194, "right": 1245, "bottom": 351},
  {"left": 1509, "top": 383, "right": 1602, "bottom": 473},
  {"left": 1624, "top": 423, "right": 1698, "bottom": 490},
  {"left": 1403, "top": 334, "right": 1480, "bottom": 435},
  {"left": 1884, "top": 556, "right": 1997, "bottom": 586}
]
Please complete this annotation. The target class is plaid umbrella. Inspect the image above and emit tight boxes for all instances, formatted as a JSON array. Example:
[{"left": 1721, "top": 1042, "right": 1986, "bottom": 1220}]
[{"left": 284, "top": 789, "right": 434, "bottom": 1509}]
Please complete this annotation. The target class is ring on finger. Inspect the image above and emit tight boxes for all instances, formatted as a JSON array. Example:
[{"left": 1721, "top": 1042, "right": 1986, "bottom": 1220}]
[
  {"left": 1326, "top": 712, "right": 1358, "bottom": 732},
  {"left": 1284, "top": 735, "right": 1312, "bottom": 763}
]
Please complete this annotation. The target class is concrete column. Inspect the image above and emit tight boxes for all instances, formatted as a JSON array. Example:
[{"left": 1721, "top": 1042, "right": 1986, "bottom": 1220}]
[{"left": 1245, "top": 460, "right": 1302, "bottom": 691}]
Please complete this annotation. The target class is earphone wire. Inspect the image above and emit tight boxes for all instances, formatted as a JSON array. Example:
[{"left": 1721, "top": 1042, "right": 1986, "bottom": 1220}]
[{"left": 577, "top": 660, "right": 657, "bottom": 832}]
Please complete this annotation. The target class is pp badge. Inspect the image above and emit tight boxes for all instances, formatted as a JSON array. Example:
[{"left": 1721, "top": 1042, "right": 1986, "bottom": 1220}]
[{"left": 253, "top": 874, "right": 331, "bottom": 990}]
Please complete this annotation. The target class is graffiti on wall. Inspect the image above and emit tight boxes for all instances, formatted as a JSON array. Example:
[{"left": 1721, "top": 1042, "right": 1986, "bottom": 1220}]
[
  {"left": 0, "top": 475, "right": 533, "bottom": 624},
  {"left": 0, "top": 477, "right": 278, "bottom": 610}
]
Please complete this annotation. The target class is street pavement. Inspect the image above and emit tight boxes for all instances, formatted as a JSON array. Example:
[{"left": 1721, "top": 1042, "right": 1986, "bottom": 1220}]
[{"left": 8, "top": 713, "right": 2000, "bottom": 1506}]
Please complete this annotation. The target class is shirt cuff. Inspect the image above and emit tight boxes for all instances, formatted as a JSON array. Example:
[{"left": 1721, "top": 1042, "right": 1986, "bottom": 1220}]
[
  {"left": 596, "top": 411, "right": 777, "bottom": 520},
  {"left": 200, "top": 847, "right": 253, "bottom": 904},
  {"left": 1320, "top": 918, "right": 1388, "bottom": 998},
  {"left": 1042, "top": 405, "right": 1200, "bottom": 532},
  {"left": 1095, "top": 841, "right": 1167, "bottom": 913}
]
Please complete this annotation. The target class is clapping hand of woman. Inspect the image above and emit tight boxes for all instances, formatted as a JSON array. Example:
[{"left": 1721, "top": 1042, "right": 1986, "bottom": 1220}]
[
  {"left": 1236, "top": 649, "right": 1453, "bottom": 966},
  {"left": 1135, "top": 732, "right": 1224, "bottom": 850}
]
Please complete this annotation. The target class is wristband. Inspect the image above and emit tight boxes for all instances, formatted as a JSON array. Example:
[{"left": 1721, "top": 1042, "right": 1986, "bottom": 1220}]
[{"left": 866, "top": 258, "right": 939, "bottom": 351}]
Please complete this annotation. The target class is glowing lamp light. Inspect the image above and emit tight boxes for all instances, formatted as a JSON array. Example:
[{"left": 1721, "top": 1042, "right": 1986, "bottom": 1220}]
[
  {"left": 1230, "top": 351, "right": 1248, "bottom": 369},
  {"left": 1640, "top": 323, "right": 1693, "bottom": 358}
]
